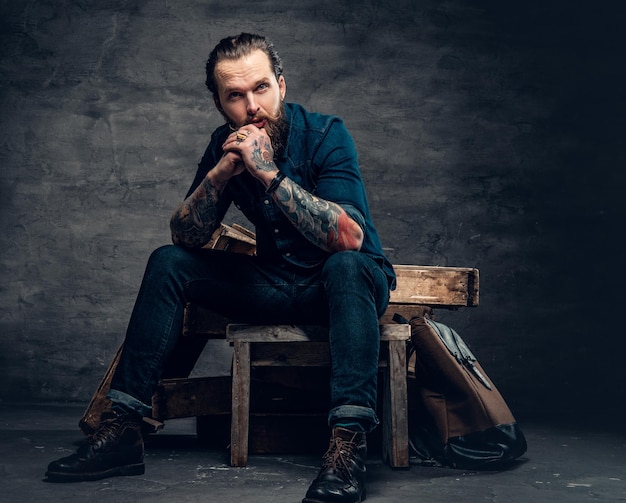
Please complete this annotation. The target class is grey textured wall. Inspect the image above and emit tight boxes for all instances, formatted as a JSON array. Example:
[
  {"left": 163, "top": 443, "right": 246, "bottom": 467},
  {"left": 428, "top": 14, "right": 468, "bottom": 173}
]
[{"left": 1, "top": 0, "right": 624, "bottom": 425}]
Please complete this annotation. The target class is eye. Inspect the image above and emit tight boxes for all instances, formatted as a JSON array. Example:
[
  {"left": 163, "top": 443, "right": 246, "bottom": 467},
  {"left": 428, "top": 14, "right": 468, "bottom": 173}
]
[
  {"left": 228, "top": 92, "right": 243, "bottom": 101},
  {"left": 257, "top": 83, "right": 269, "bottom": 91}
]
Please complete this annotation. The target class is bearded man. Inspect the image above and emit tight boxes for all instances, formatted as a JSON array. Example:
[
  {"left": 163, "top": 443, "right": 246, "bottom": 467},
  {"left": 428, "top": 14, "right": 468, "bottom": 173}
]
[{"left": 46, "top": 32, "right": 396, "bottom": 503}]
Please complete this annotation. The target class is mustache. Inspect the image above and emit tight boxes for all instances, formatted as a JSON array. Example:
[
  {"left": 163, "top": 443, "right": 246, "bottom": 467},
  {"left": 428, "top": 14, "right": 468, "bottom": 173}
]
[
  {"left": 224, "top": 103, "right": 288, "bottom": 157},
  {"left": 250, "top": 105, "right": 285, "bottom": 135}
]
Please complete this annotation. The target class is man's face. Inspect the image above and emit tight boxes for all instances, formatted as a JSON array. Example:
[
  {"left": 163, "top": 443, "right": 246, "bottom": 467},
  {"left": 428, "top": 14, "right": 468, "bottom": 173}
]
[{"left": 214, "top": 49, "right": 286, "bottom": 131}]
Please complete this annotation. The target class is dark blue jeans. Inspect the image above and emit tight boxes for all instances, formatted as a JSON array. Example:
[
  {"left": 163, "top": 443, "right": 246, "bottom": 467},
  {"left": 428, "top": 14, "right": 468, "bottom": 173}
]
[{"left": 108, "top": 245, "right": 390, "bottom": 432}]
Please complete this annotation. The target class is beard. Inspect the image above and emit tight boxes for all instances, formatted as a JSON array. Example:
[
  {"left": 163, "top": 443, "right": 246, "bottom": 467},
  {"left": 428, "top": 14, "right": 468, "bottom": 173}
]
[
  {"left": 224, "top": 101, "right": 289, "bottom": 159},
  {"left": 261, "top": 102, "right": 289, "bottom": 158}
]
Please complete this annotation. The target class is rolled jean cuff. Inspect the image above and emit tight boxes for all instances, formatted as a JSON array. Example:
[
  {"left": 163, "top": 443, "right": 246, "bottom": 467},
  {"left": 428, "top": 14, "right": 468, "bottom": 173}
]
[
  {"left": 328, "top": 405, "right": 380, "bottom": 433},
  {"left": 107, "top": 388, "right": 152, "bottom": 418}
]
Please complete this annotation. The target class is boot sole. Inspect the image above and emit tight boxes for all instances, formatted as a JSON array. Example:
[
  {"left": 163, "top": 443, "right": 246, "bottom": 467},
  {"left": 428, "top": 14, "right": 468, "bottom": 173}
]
[
  {"left": 302, "top": 490, "right": 366, "bottom": 503},
  {"left": 45, "top": 462, "right": 145, "bottom": 482}
]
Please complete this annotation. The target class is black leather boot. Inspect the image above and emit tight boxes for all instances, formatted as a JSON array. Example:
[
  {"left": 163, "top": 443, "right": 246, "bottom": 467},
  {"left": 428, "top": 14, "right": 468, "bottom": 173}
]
[
  {"left": 45, "top": 411, "right": 145, "bottom": 482},
  {"left": 303, "top": 426, "right": 367, "bottom": 503}
]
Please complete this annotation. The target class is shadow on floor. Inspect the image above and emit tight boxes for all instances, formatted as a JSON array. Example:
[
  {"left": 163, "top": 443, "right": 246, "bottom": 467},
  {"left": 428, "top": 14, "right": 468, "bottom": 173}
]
[{"left": 1, "top": 403, "right": 625, "bottom": 502}]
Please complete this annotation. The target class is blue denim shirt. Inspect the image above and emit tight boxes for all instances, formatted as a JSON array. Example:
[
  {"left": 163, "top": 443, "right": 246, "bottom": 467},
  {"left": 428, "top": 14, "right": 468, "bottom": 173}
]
[{"left": 187, "top": 102, "right": 396, "bottom": 289}]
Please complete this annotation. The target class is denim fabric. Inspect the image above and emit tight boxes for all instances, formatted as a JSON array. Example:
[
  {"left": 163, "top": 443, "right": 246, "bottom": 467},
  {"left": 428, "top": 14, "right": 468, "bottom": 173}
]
[{"left": 109, "top": 246, "right": 389, "bottom": 431}]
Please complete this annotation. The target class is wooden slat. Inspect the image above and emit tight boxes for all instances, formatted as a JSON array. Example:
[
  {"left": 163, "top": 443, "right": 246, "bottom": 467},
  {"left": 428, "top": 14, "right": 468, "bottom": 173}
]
[
  {"left": 79, "top": 344, "right": 121, "bottom": 434},
  {"left": 231, "top": 341, "right": 251, "bottom": 467},
  {"left": 202, "top": 223, "right": 257, "bottom": 255},
  {"left": 251, "top": 342, "right": 331, "bottom": 366},
  {"left": 183, "top": 266, "right": 478, "bottom": 337},
  {"left": 152, "top": 376, "right": 231, "bottom": 420},
  {"left": 382, "top": 339, "right": 409, "bottom": 468},
  {"left": 201, "top": 225, "right": 477, "bottom": 308},
  {"left": 390, "top": 265, "right": 479, "bottom": 307},
  {"left": 248, "top": 339, "right": 408, "bottom": 368},
  {"left": 226, "top": 323, "right": 410, "bottom": 343}
]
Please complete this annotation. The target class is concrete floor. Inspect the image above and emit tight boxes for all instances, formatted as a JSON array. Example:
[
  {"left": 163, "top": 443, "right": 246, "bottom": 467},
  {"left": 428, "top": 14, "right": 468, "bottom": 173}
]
[{"left": 1, "top": 403, "right": 625, "bottom": 503}]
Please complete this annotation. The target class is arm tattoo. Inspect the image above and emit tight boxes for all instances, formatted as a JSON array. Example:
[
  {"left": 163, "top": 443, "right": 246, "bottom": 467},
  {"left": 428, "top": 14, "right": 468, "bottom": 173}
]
[
  {"left": 273, "top": 178, "right": 361, "bottom": 252},
  {"left": 170, "top": 177, "right": 221, "bottom": 248}
]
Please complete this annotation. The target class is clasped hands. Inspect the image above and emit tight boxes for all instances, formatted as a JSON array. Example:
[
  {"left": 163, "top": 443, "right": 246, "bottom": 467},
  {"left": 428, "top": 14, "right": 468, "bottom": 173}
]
[{"left": 219, "top": 125, "right": 278, "bottom": 185}]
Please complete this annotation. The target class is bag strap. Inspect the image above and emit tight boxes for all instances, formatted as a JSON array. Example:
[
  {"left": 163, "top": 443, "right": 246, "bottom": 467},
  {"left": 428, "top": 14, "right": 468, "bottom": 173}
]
[{"left": 392, "top": 313, "right": 411, "bottom": 325}]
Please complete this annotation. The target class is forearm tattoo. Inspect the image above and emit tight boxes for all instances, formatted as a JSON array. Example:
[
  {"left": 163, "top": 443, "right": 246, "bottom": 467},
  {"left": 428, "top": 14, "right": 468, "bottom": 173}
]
[
  {"left": 273, "top": 178, "right": 360, "bottom": 251},
  {"left": 170, "top": 177, "right": 221, "bottom": 248}
]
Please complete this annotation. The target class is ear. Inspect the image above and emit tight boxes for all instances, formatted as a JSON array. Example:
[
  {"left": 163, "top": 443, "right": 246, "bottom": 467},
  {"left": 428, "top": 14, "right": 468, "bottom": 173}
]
[{"left": 278, "top": 75, "right": 286, "bottom": 100}]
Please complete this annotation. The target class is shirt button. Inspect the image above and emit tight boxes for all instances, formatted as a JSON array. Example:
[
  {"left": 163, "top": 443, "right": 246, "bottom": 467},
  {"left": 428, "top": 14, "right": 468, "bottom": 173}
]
[
  {"left": 285, "top": 252, "right": 291, "bottom": 257},
  {"left": 264, "top": 199, "right": 270, "bottom": 205},
  {"left": 274, "top": 228, "right": 279, "bottom": 234}
]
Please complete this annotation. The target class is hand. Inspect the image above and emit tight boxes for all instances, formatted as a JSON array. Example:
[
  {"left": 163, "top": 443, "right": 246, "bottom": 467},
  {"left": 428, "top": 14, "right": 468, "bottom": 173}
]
[
  {"left": 209, "top": 149, "right": 246, "bottom": 187},
  {"left": 222, "top": 126, "right": 278, "bottom": 184}
]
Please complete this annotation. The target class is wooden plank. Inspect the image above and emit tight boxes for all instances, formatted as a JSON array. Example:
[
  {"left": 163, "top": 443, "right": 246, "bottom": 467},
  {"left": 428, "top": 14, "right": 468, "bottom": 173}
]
[
  {"left": 226, "top": 323, "right": 410, "bottom": 343},
  {"left": 184, "top": 265, "right": 478, "bottom": 337},
  {"left": 152, "top": 376, "right": 231, "bottom": 420},
  {"left": 201, "top": 225, "right": 477, "bottom": 307},
  {"left": 202, "top": 223, "right": 256, "bottom": 255},
  {"left": 79, "top": 344, "right": 121, "bottom": 434},
  {"left": 230, "top": 223, "right": 257, "bottom": 240},
  {"left": 199, "top": 225, "right": 480, "bottom": 307},
  {"left": 252, "top": 342, "right": 331, "bottom": 366},
  {"left": 382, "top": 339, "right": 409, "bottom": 468},
  {"left": 248, "top": 337, "right": 409, "bottom": 368},
  {"left": 390, "top": 265, "right": 479, "bottom": 307},
  {"left": 230, "top": 341, "right": 251, "bottom": 467}
]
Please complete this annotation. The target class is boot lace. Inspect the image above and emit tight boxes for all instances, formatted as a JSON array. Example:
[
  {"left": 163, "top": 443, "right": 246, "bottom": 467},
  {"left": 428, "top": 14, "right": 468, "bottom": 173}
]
[
  {"left": 321, "top": 433, "right": 359, "bottom": 482},
  {"left": 89, "top": 414, "right": 125, "bottom": 447}
]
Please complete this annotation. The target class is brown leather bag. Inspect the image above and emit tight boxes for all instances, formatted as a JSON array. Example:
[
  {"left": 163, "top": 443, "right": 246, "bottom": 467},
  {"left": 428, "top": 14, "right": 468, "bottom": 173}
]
[{"left": 395, "top": 314, "right": 527, "bottom": 469}]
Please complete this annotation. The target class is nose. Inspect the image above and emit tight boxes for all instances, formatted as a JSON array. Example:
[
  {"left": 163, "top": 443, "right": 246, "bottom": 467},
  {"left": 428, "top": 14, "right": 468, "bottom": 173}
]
[{"left": 246, "top": 94, "right": 260, "bottom": 116}]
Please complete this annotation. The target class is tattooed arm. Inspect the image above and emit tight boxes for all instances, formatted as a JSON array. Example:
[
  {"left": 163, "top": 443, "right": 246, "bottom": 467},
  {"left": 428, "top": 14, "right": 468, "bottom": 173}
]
[
  {"left": 170, "top": 143, "right": 245, "bottom": 248},
  {"left": 271, "top": 176, "right": 364, "bottom": 252},
  {"left": 170, "top": 174, "right": 223, "bottom": 248},
  {"left": 224, "top": 125, "right": 364, "bottom": 253}
]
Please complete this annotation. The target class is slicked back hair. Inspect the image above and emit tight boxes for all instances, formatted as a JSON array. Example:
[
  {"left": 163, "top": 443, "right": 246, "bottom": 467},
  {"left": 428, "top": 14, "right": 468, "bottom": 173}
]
[{"left": 205, "top": 33, "right": 284, "bottom": 95}]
